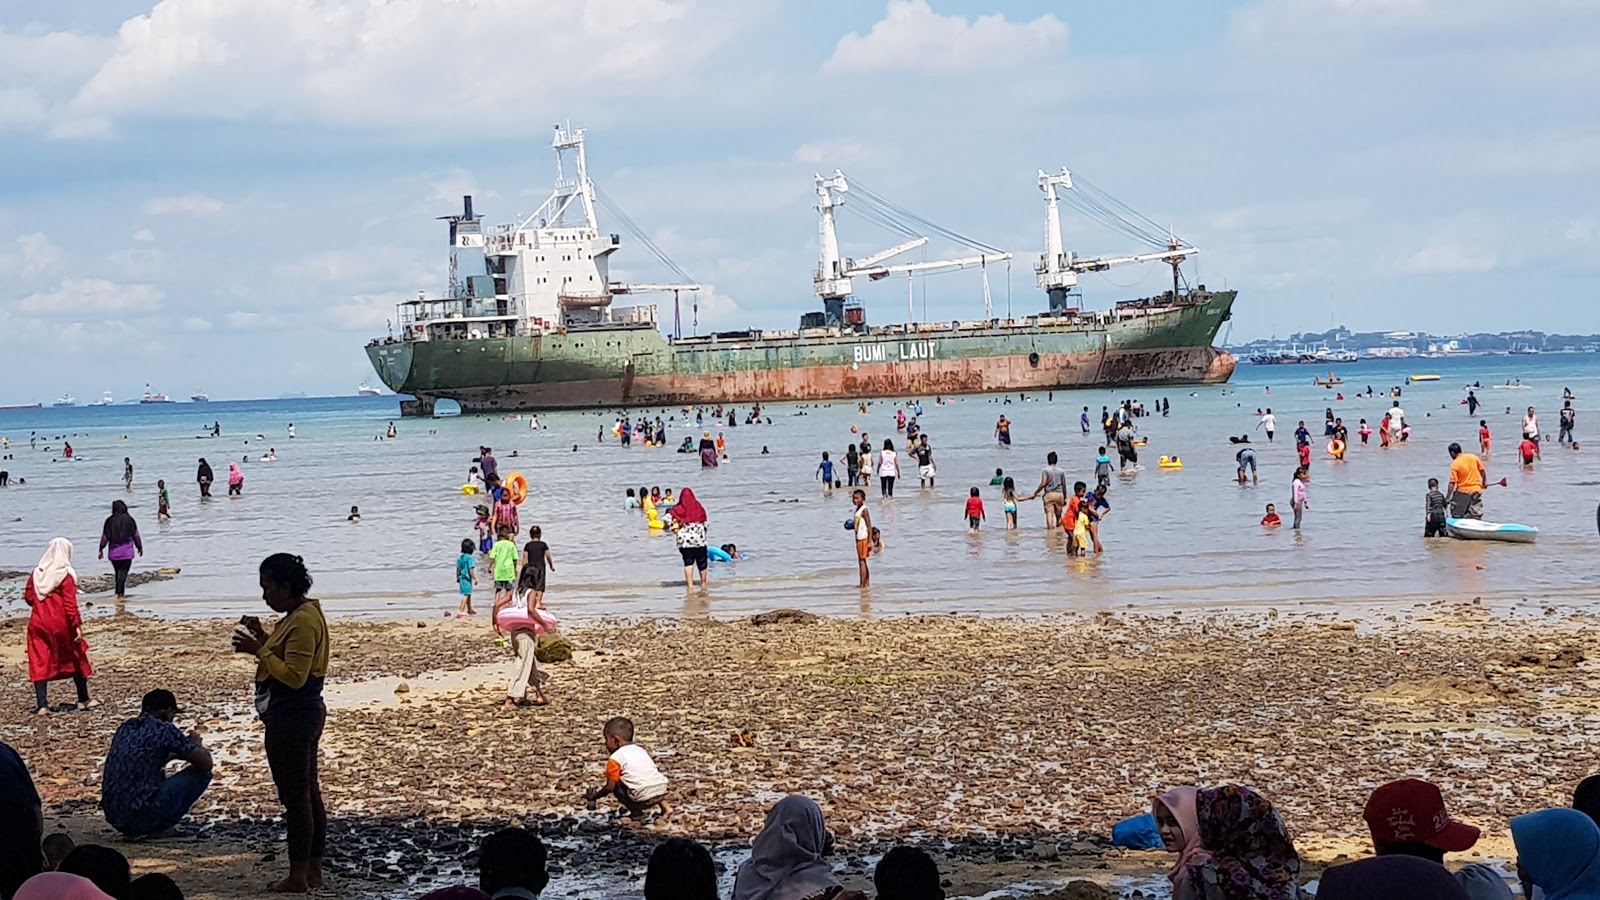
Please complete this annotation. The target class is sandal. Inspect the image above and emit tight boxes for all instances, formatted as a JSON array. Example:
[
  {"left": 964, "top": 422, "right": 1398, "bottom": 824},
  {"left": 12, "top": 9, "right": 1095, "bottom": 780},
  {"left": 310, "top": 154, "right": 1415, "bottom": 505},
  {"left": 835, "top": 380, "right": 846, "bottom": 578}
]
[
  {"left": 34, "top": 706, "right": 49, "bottom": 715},
  {"left": 79, "top": 699, "right": 101, "bottom": 711}
]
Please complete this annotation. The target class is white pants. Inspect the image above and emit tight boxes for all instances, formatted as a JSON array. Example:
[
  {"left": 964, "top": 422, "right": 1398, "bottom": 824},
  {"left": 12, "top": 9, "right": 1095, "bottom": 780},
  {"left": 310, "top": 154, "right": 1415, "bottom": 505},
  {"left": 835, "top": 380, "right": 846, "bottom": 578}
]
[{"left": 507, "top": 631, "right": 546, "bottom": 698}]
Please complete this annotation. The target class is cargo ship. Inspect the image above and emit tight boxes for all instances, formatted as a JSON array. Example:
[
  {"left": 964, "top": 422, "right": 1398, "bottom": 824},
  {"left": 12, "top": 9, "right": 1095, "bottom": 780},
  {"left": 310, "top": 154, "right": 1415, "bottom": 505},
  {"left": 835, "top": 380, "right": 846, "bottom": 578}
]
[{"left": 366, "top": 127, "right": 1236, "bottom": 415}]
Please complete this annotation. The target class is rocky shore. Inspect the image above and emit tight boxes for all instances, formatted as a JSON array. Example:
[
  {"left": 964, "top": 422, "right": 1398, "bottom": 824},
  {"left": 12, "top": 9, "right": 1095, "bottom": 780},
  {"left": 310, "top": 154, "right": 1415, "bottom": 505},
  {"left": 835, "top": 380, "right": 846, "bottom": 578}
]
[{"left": 3, "top": 602, "right": 1596, "bottom": 898}]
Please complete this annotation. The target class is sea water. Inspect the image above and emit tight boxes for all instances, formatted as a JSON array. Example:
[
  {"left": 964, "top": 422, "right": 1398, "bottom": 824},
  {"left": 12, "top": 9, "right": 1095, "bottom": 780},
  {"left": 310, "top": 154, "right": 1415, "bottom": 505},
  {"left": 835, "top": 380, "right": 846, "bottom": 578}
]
[{"left": 2, "top": 355, "right": 1598, "bottom": 621}]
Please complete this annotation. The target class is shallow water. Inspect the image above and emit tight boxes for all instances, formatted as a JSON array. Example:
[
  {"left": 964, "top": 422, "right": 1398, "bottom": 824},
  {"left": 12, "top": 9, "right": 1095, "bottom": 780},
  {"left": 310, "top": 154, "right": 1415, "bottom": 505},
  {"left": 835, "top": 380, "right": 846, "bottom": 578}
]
[{"left": 2, "top": 355, "right": 1598, "bottom": 621}]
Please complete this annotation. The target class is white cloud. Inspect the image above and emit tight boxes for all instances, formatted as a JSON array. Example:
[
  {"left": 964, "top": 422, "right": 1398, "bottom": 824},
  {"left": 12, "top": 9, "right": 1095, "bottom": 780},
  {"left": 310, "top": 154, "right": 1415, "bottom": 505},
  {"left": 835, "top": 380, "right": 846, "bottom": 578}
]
[
  {"left": 179, "top": 316, "right": 212, "bottom": 332},
  {"left": 1396, "top": 243, "right": 1496, "bottom": 275},
  {"left": 132, "top": 228, "right": 156, "bottom": 242},
  {"left": 824, "top": 0, "right": 1067, "bottom": 75},
  {"left": 143, "top": 193, "right": 224, "bottom": 216},
  {"left": 0, "top": 233, "right": 63, "bottom": 280},
  {"left": 224, "top": 311, "right": 263, "bottom": 330},
  {"left": 330, "top": 293, "right": 402, "bottom": 331},
  {"left": 792, "top": 141, "right": 887, "bottom": 168},
  {"left": 44, "top": 0, "right": 749, "bottom": 136},
  {"left": 14, "top": 278, "right": 164, "bottom": 316}
]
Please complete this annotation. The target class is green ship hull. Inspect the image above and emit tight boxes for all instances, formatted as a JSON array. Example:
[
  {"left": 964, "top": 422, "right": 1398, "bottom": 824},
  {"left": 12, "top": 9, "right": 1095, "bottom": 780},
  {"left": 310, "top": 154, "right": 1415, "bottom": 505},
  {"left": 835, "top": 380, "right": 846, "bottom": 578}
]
[{"left": 367, "top": 290, "right": 1236, "bottom": 415}]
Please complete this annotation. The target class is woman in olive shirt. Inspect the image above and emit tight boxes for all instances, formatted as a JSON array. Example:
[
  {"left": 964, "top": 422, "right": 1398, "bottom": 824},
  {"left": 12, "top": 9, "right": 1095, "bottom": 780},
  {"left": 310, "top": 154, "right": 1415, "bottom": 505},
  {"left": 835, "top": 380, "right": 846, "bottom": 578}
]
[{"left": 233, "top": 554, "right": 329, "bottom": 894}]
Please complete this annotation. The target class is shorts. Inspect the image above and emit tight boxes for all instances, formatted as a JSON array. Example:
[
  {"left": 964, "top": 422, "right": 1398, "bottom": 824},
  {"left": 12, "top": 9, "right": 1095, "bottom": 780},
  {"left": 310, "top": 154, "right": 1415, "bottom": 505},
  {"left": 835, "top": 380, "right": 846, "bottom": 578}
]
[
  {"left": 494, "top": 580, "right": 513, "bottom": 591},
  {"left": 679, "top": 546, "right": 709, "bottom": 570},
  {"left": 616, "top": 783, "right": 667, "bottom": 806},
  {"left": 968, "top": 515, "right": 981, "bottom": 528},
  {"left": 997, "top": 432, "right": 1011, "bottom": 445},
  {"left": 459, "top": 580, "right": 472, "bottom": 596},
  {"left": 919, "top": 464, "right": 936, "bottom": 479},
  {"left": 1239, "top": 456, "right": 1257, "bottom": 474},
  {"left": 856, "top": 538, "right": 871, "bottom": 560}
]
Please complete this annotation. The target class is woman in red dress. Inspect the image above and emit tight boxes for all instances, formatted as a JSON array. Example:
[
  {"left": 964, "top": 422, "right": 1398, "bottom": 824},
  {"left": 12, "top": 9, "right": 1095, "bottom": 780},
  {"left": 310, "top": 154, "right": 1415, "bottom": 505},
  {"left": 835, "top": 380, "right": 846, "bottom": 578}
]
[{"left": 22, "top": 538, "right": 97, "bottom": 713}]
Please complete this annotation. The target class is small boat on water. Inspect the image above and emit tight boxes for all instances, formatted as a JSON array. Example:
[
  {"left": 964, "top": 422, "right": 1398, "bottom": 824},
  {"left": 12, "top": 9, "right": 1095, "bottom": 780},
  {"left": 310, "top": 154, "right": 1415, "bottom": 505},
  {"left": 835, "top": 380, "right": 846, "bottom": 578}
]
[
  {"left": 1407, "top": 374, "right": 1441, "bottom": 383},
  {"left": 89, "top": 391, "right": 114, "bottom": 406},
  {"left": 140, "top": 384, "right": 174, "bottom": 404},
  {"left": 0, "top": 403, "right": 42, "bottom": 410},
  {"left": 1313, "top": 373, "right": 1343, "bottom": 387},
  {"left": 1445, "top": 517, "right": 1538, "bottom": 544},
  {"left": 52, "top": 395, "right": 76, "bottom": 408},
  {"left": 358, "top": 382, "right": 381, "bottom": 396}
]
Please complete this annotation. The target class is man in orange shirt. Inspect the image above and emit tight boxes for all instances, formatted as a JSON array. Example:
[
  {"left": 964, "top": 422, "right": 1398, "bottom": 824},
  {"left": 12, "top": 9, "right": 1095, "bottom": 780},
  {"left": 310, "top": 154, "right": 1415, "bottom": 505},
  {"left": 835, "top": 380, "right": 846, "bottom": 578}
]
[{"left": 1445, "top": 442, "right": 1486, "bottom": 519}]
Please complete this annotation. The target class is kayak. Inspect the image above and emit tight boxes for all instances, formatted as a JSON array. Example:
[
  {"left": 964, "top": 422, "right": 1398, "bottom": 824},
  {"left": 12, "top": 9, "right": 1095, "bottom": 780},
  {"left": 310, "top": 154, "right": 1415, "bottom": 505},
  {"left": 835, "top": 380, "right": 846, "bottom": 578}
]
[{"left": 1444, "top": 518, "right": 1538, "bottom": 544}]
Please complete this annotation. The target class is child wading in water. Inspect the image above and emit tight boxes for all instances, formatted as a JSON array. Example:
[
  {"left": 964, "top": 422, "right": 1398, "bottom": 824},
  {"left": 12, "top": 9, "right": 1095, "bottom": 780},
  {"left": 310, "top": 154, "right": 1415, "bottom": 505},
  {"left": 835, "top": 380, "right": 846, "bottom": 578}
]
[
  {"left": 494, "top": 565, "right": 551, "bottom": 708},
  {"left": 1480, "top": 420, "right": 1492, "bottom": 455},
  {"left": 816, "top": 452, "right": 834, "bottom": 494},
  {"left": 1424, "top": 478, "right": 1447, "bottom": 537},
  {"left": 1261, "top": 503, "right": 1281, "bottom": 526},
  {"left": 964, "top": 487, "right": 986, "bottom": 530},
  {"left": 585, "top": 717, "right": 670, "bottom": 819},
  {"left": 156, "top": 480, "right": 170, "bottom": 521},
  {"left": 489, "top": 525, "right": 518, "bottom": 611},
  {"left": 1002, "top": 477, "right": 1019, "bottom": 530},
  {"left": 850, "top": 489, "right": 873, "bottom": 588},
  {"left": 1291, "top": 468, "right": 1309, "bottom": 529},
  {"left": 456, "top": 539, "right": 477, "bottom": 617}
]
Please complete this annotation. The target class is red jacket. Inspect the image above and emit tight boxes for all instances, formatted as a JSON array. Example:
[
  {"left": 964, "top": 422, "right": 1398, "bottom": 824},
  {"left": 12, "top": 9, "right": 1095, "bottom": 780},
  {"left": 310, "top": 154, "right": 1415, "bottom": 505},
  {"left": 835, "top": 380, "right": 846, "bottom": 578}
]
[{"left": 24, "top": 574, "right": 92, "bottom": 682}]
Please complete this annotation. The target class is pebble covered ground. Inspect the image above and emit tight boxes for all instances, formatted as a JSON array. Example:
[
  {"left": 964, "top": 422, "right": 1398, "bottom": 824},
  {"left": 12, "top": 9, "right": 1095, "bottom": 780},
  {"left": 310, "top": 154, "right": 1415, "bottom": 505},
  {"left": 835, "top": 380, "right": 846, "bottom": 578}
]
[{"left": 2, "top": 601, "right": 1597, "bottom": 898}]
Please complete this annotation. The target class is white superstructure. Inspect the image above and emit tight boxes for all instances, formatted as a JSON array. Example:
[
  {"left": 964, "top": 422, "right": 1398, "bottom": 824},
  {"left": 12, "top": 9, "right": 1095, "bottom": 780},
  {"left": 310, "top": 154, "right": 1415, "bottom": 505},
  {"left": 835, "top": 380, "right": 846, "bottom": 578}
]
[{"left": 395, "top": 125, "right": 698, "bottom": 344}]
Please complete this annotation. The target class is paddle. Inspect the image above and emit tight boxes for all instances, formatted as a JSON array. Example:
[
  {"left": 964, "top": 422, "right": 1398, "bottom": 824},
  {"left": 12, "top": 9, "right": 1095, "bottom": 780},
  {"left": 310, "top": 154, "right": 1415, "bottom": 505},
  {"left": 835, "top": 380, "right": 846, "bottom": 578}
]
[{"left": 1483, "top": 478, "right": 1510, "bottom": 489}]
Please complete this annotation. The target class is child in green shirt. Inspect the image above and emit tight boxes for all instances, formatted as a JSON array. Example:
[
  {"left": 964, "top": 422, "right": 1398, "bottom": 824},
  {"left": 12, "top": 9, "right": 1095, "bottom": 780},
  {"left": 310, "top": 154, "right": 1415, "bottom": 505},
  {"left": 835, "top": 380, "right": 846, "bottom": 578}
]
[{"left": 489, "top": 525, "right": 518, "bottom": 609}]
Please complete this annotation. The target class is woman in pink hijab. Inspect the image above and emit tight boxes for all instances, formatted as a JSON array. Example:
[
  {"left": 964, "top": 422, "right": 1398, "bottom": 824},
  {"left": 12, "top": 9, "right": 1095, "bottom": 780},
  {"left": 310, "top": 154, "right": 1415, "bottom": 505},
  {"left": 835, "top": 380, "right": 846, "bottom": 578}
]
[
  {"left": 1155, "top": 786, "right": 1205, "bottom": 900},
  {"left": 14, "top": 872, "right": 117, "bottom": 900}
]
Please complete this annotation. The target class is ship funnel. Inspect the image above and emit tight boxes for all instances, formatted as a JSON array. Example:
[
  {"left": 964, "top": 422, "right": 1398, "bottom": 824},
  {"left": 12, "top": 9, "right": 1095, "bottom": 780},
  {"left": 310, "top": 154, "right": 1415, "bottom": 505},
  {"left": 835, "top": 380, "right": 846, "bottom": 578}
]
[{"left": 463, "top": 195, "right": 474, "bottom": 219}]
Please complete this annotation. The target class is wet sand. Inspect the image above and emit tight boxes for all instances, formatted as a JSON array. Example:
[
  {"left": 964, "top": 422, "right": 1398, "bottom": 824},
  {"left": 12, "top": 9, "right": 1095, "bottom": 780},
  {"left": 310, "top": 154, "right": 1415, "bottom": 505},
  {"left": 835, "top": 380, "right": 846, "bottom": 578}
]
[{"left": 3, "top": 602, "right": 1595, "bottom": 898}]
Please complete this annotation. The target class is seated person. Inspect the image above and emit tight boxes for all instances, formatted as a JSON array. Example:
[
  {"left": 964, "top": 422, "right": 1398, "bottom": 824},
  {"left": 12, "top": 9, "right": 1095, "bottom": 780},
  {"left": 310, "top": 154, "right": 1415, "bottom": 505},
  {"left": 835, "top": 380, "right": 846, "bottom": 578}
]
[
  {"left": 1, "top": 740, "right": 44, "bottom": 897},
  {"left": 100, "top": 691, "right": 213, "bottom": 838},
  {"left": 876, "top": 846, "right": 944, "bottom": 900},
  {"left": 479, "top": 827, "right": 549, "bottom": 900},
  {"left": 1361, "top": 779, "right": 1509, "bottom": 899}
]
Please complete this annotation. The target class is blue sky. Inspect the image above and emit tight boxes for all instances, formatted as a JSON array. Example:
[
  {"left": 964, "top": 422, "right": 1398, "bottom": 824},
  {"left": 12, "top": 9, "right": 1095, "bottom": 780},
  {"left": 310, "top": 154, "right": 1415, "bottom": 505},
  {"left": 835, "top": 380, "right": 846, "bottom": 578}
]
[{"left": 2, "top": 0, "right": 1596, "bottom": 401}]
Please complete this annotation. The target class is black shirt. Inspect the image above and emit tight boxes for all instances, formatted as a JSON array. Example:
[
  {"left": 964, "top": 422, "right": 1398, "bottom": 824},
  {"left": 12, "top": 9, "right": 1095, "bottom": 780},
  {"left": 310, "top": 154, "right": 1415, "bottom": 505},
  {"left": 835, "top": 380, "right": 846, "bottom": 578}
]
[
  {"left": 0, "top": 741, "right": 39, "bottom": 809},
  {"left": 913, "top": 445, "right": 933, "bottom": 466},
  {"left": 522, "top": 540, "right": 549, "bottom": 572}
]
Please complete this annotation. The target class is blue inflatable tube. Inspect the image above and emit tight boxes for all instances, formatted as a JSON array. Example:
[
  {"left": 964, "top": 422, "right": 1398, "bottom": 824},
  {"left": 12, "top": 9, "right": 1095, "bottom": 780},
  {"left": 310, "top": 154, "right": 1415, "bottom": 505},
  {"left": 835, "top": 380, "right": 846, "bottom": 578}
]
[{"left": 708, "top": 546, "right": 732, "bottom": 562}]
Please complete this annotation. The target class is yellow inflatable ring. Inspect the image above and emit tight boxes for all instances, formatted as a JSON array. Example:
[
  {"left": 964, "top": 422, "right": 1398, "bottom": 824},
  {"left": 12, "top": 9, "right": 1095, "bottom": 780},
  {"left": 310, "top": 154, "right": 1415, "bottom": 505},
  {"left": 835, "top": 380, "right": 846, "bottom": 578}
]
[
  {"left": 1158, "top": 455, "right": 1183, "bottom": 469},
  {"left": 460, "top": 484, "right": 479, "bottom": 495},
  {"left": 1328, "top": 439, "right": 1346, "bottom": 456},
  {"left": 1132, "top": 438, "right": 1149, "bottom": 446},
  {"left": 505, "top": 472, "right": 528, "bottom": 505}
]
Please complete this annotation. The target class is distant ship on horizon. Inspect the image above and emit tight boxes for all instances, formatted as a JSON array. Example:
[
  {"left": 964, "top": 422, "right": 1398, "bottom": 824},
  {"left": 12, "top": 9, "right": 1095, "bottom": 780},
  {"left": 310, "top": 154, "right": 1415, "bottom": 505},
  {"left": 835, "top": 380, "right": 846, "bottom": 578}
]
[
  {"left": 191, "top": 388, "right": 210, "bottom": 402},
  {"left": 358, "top": 382, "right": 382, "bottom": 396},
  {"left": 89, "top": 391, "right": 114, "bottom": 406},
  {"left": 52, "top": 394, "right": 76, "bottom": 408},
  {"left": 140, "top": 384, "right": 174, "bottom": 404}
]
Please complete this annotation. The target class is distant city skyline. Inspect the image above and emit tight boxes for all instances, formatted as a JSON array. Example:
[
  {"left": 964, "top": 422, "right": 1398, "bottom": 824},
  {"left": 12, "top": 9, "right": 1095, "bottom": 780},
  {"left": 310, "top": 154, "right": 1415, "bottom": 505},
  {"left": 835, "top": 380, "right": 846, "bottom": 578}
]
[{"left": 2, "top": 0, "right": 1596, "bottom": 402}]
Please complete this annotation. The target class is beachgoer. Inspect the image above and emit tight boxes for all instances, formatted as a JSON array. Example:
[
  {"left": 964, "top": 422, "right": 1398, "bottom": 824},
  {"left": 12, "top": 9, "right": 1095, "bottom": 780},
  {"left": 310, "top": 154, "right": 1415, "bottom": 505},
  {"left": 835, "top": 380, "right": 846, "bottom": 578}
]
[
  {"left": 489, "top": 526, "right": 518, "bottom": 610},
  {"left": 122, "top": 458, "right": 133, "bottom": 492},
  {"left": 964, "top": 488, "right": 985, "bottom": 531},
  {"left": 1095, "top": 447, "right": 1114, "bottom": 490},
  {"left": 995, "top": 415, "right": 1011, "bottom": 446},
  {"left": 455, "top": 539, "right": 477, "bottom": 618},
  {"left": 1236, "top": 445, "right": 1258, "bottom": 485},
  {"left": 475, "top": 447, "right": 499, "bottom": 492},
  {"left": 1317, "top": 856, "right": 1474, "bottom": 900},
  {"left": 878, "top": 440, "right": 900, "bottom": 498},
  {"left": 1358, "top": 419, "right": 1371, "bottom": 446},
  {"left": 666, "top": 489, "right": 709, "bottom": 593},
  {"left": 156, "top": 480, "right": 170, "bottom": 521},
  {"left": 1476, "top": 421, "right": 1489, "bottom": 455},
  {"left": 698, "top": 432, "right": 718, "bottom": 469},
  {"left": 1186, "top": 785, "right": 1301, "bottom": 900},
  {"left": 584, "top": 717, "right": 670, "bottom": 819},
  {"left": 491, "top": 489, "right": 519, "bottom": 539},
  {"left": 1445, "top": 443, "right": 1486, "bottom": 519},
  {"left": 816, "top": 453, "right": 834, "bottom": 494},
  {"left": 1467, "top": 390, "right": 1480, "bottom": 416},
  {"left": 645, "top": 838, "right": 717, "bottom": 900},
  {"left": 845, "top": 445, "right": 861, "bottom": 487},
  {"left": 1002, "top": 477, "right": 1019, "bottom": 530},
  {"left": 24, "top": 539, "right": 95, "bottom": 713},
  {"left": 715, "top": 432, "right": 727, "bottom": 460},
  {"left": 101, "top": 689, "right": 213, "bottom": 838},
  {"left": 875, "top": 847, "right": 943, "bottom": 900},
  {"left": 519, "top": 525, "right": 554, "bottom": 608},
  {"left": 732, "top": 796, "right": 866, "bottom": 900},
  {"left": 1154, "top": 786, "right": 1204, "bottom": 900},
  {"left": 1520, "top": 435, "right": 1539, "bottom": 467},
  {"left": 1560, "top": 401, "right": 1576, "bottom": 445},
  {"left": 1080, "top": 407, "right": 1091, "bottom": 433},
  {"left": 851, "top": 490, "right": 873, "bottom": 588},
  {"left": 1424, "top": 478, "right": 1447, "bottom": 536},
  {"left": 1026, "top": 452, "right": 1069, "bottom": 529},
  {"left": 1291, "top": 467, "right": 1309, "bottom": 529},
  {"left": 196, "top": 458, "right": 213, "bottom": 498},
  {"left": 230, "top": 554, "right": 329, "bottom": 894},
  {"left": 97, "top": 501, "right": 143, "bottom": 603},
  {"left": 1262, "top": 503, "right": 1281, "bottom": 526},
  {"left": 287, "top": 423, "right": 295, "bottom": 439},
  {"left": 494, "top": 566, "right": 551, "bottom": 708},
  {"left": 1523, "top": 407, "right": 1540, "bottom": 445},
  {"left": 913, "top": 436, "right": 935, "bottom": 488},
  {"left": 1361, "top": 779, "right": 1506, "bottom": 900},
  {"left": 227, "top": 463, "right": 243, "bottom": 497},
  {"left": 478, "top": 828, "right": 550, "bottom": 899},
  {"left": 1380, "top": 413, "right": 1393, "bottom": 448},
  {"left": 1083, "top": 484, "right": 1110, "bottom": 553},
  {"left": 1257, "top": 409, "right": 1276, "bottom": 442},
  {"left": 1511, "top": 808, "right": 1600, "bottom": 900},
  {"left": 990, "top": 467, "right": 1005, "bottom": 486}
]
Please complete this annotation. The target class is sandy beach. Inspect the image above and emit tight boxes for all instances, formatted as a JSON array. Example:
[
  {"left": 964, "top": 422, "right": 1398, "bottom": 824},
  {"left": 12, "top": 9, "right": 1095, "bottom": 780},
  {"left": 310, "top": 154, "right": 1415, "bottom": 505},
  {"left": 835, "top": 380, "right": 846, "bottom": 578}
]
[{"left": 4, "top": 600, "right": 1596, "bottom": 897}]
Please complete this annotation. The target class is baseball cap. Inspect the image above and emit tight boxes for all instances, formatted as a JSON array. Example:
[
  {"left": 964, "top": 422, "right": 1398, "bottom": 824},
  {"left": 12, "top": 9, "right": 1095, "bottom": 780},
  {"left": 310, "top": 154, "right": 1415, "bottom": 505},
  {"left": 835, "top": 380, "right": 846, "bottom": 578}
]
[
  {"left": 140, "top": 689, "right": 181, "bottom": 714},
  {"left": 1363, "top": 779, "right": 1480, "bottom": 852}
]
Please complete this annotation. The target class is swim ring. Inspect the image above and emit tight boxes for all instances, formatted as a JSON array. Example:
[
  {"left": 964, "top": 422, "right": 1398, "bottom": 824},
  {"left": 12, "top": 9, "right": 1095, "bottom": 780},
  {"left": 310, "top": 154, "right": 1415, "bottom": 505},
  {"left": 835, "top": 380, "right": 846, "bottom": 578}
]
[
  {"left": 708, "top": 546, "right": 733, "bottom": 562},
  {"left": 1327, "top": 439, "right": 1346, "bottom": 457},
  {"left": 505, "top": 472, "right": 528, "bottom": 505},
  {"left": 1132, "top": 438, "right": 1149, "bottom": 446},
  {"left": 461, "top": 484, "right": 480, "bottom": 495},
  {"left": 1157, "top": 455, "right": 1183, "bottom": 469},
  {"left": 498, "top": 606, "right": 558, "bottom": 636}
]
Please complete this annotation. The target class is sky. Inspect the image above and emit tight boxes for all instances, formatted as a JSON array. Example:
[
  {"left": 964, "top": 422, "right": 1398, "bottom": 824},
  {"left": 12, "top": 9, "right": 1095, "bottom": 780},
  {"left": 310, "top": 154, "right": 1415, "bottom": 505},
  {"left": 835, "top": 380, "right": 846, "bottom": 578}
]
[{"left": 2, "top": 0, "right": 1596, "bottom": 401}]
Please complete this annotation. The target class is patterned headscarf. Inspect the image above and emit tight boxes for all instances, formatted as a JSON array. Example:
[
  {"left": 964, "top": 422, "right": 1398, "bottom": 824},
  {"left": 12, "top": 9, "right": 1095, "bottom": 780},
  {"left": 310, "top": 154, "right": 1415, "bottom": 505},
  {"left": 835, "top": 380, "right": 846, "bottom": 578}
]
[{"left": 1186, "top": 785, "right": 1303, "bottom": 900}]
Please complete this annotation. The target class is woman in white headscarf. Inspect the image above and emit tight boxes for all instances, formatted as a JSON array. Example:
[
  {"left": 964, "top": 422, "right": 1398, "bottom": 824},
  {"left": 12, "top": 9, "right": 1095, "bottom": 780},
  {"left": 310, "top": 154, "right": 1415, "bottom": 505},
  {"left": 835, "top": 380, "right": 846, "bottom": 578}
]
[
  {"left": 22, "top": 538, "right": 96, "bottom": 713},
  {"left": 732, "top": 795, "right": 866, "bottom": 900}
]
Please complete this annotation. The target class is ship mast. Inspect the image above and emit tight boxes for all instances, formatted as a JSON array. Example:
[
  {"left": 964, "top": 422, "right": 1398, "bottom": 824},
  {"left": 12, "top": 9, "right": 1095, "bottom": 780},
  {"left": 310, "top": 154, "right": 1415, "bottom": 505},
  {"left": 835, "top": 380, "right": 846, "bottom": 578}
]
[{"left": 813, "top": 169, "right": 1011, "bottom": 328}]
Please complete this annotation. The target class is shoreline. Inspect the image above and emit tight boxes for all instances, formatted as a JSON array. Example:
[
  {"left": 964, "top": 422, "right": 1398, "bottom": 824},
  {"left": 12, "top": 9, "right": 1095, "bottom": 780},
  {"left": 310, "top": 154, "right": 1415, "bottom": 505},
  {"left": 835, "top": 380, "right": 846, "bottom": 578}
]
[{"left": 3, "top": 604, "right": 1592, "bottom": 897}]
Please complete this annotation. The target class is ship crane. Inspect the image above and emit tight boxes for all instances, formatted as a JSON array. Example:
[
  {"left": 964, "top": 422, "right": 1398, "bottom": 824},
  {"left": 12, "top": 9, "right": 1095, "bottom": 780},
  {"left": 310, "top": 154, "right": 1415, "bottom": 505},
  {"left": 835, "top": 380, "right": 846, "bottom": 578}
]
[
  {"left": 814, "top": 170, "right": 1011, "bottom": 326},
  {"left": 1036, "top": 167, "right": 1199, "bottom": 312}
]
